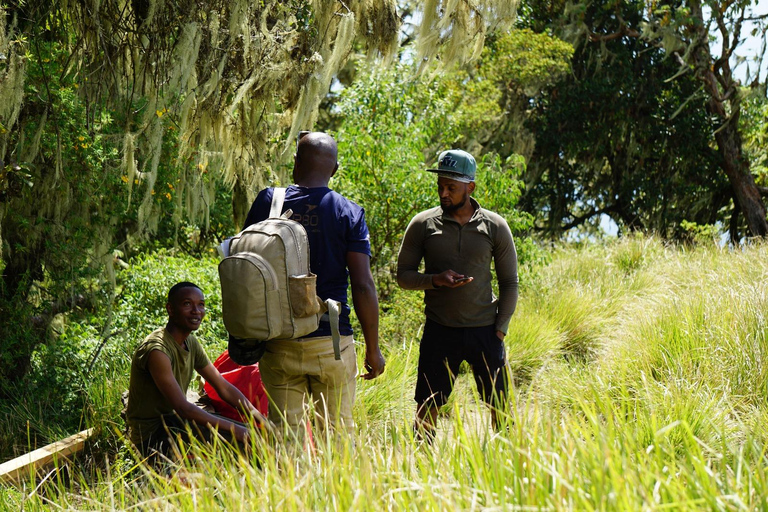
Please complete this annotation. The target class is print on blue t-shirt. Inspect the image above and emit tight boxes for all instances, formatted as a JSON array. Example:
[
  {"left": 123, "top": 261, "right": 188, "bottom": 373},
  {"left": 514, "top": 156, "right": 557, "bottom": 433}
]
[{"left": 243, "top": 186, "right": 371, "bottom": 337}]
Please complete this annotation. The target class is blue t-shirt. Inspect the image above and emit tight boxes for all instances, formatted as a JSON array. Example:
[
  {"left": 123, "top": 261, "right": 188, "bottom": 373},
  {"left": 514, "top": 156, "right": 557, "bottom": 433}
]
[{"left": 243, "top": 185, "right": 371, "bottom": 337}]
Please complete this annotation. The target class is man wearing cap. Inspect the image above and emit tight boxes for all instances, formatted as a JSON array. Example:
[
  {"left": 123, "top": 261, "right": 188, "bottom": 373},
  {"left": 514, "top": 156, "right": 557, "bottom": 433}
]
[
  {"left": 396, "top": 149, "right": 518, "bottom": 440},
  {"left": 242, "top": 131, "right": 385, "bottom": 436}
]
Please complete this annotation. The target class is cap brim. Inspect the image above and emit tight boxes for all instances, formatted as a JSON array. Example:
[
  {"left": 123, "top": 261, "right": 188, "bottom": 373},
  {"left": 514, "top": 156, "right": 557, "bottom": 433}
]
[{"left": 427, "top": 169, "right": 473, "bottom": 183}]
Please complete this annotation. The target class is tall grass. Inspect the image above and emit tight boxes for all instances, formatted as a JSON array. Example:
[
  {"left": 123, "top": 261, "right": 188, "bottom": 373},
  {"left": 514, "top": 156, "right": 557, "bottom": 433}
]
[{"left": 4, "top": 236, "right": 768, "bottom": 510}]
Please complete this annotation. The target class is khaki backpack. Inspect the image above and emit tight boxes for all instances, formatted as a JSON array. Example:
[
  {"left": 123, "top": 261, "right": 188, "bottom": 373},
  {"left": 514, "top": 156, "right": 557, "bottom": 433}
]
[{"left": 219, "top": 188, "right": 341, "bottom": 365}]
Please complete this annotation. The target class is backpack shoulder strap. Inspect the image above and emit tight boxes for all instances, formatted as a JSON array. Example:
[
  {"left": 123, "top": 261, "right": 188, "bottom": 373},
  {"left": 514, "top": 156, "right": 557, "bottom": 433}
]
[
  {"left": 326, "top": 299, "right": 342, "bottom": 360},
  {"left": 269, "top": 187, "right": 287, "bottom": 218}
]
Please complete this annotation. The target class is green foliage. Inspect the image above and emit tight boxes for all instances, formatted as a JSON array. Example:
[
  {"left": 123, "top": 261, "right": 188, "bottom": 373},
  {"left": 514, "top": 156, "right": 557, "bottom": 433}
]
[
  {"left": 0, "top": 302, "right": 97, "bottom": 460},
  {"left": 332, "top": 63, "right": 441, "bottom": 293},
  {"left": 2, "top": 39, "right": 123, "bottom": 278},
  {"left": 680, "top": 220, "right": 720, "bottom": 245},
  {"left": 376, "top": 286, "right": 427, "bottom": 349},
  {"left": 0, "top": 36, "right": 235, "bottom": 386},
  {"left": 0, "top": 283, "right": 37, "bottom": 393},
  {"left": 472, "top": 152, "right": 532, "bottom": 228},
  {"left": 482, "top": 28, "right": 574, "bottom": 96},
  {"left": 505, "top": 0, "right": 733, "bottom": 239},
  {"left": 0, "top": 34, "right": 129, "bottom": 386},
  {"left": 743, "top": 94, "right": 768, "bottom": 186}
]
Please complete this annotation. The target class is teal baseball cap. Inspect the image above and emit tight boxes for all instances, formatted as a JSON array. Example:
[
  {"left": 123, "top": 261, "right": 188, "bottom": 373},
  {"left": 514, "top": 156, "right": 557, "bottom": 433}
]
[{"left": 427, "top": 149, "right": 476, "bottom": 183}]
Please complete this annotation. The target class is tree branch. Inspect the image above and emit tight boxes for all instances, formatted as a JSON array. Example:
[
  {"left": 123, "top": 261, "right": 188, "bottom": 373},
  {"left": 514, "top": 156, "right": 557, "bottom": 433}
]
[
  {"left": 560, "top": 206, "right": 614, "bottom": 231},
  {"left": 588, "top": 26, "right": 641, "bottom": 43}
]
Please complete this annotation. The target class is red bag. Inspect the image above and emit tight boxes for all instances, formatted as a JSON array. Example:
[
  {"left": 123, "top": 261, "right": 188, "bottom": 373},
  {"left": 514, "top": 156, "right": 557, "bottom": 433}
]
[{"left": 204, "top": 350, "right": 269, "bottom": 422}]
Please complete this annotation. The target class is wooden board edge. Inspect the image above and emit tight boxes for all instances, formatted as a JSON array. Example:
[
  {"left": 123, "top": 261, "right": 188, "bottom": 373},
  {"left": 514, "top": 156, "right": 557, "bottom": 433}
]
[{"left": 0, "top": 428, "right": 95, "bottom": 484}]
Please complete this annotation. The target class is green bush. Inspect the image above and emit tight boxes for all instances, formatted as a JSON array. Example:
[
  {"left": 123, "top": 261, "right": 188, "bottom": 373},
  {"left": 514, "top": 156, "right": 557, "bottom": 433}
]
[{"left": 107, "top": 252, "right": 229, "bottom": 378}]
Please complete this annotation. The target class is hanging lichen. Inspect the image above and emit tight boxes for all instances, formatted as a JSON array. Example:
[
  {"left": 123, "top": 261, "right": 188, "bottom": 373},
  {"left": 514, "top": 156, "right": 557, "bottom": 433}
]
[
  {"left": 122, "top": 132, "right": 137, "bottom": 207},
  {"left": 0, "top": 0, "right": 518, "bottom": 293},
  {"left": 416, "top": 0, "right": 518, "bottom": 73},
  {"left": 0, "top": 8, "right": 27, "bottom": 165}
]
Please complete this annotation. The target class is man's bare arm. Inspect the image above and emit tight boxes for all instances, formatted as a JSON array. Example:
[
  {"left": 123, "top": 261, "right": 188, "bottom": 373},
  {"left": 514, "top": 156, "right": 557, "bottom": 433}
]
[
  {"left": 147, "top": 351, "right": 250, "bottom": 442},
  {"left": 197, "top": 363, "right": 267, "bottom": 426},
  {"left": 347, "top": 251, "right": 385, "bottom": 379}
]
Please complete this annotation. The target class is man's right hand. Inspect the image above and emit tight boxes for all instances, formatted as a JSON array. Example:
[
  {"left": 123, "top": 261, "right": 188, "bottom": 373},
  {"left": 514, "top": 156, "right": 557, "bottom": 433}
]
[
  {"left": 360, "top": 346, "right": 386, "bottom": 380},
  {"left": 432, "top": 270, "right": 474, "bottom": 288}
]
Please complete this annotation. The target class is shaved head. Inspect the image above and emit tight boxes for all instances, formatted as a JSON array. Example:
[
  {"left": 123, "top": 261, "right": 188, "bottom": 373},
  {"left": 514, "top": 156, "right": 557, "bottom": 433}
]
[{"left": 293, "top": 132, "right": 339, "bottom": 187}]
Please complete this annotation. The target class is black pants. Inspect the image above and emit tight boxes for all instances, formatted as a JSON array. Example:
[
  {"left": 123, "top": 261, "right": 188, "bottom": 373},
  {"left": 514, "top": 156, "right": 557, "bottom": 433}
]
[
  {"left": 139, "top": 413, "right": 245, "bottom": 458},
  {"left": 415, "top": 319, "right": 508, "bottom": 410}
]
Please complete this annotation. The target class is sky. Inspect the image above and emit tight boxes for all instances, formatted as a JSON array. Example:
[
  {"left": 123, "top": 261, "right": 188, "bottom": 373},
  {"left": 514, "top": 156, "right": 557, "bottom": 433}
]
[{"left": 710, "top": 2, "right": 768, "bottom": 83}]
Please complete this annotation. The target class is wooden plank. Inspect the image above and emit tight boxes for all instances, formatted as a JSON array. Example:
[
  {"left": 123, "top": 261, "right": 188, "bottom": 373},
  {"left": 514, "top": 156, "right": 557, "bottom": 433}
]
[{"left": 0, "top": 428, "right": 94, "bottom": 484}]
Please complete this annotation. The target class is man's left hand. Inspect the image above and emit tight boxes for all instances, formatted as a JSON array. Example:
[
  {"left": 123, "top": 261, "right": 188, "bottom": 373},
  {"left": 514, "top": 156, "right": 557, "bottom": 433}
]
[
  {"left": 247, "top": 407, "right": 268, "bottom": 425},
  {"left": 496, "top": 330, "right": 505, "bottom": 341},
  {"left": 243, "top": 406, "right": 275, "bottom": 434},
  {"left": 360, "top": 347, "right": 386, "bottom": 380}
]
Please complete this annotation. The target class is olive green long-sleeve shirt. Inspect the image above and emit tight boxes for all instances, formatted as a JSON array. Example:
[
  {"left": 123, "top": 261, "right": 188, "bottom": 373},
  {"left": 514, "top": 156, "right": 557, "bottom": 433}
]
[{"left": 396, "top": 198, "right": 518, "bottom": 333}]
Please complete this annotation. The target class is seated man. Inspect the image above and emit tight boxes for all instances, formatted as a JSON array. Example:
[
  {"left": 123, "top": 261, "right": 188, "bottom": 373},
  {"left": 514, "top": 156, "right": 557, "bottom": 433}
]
[{"left": 125, "top": 281, "right": 264, "bottom": 456}]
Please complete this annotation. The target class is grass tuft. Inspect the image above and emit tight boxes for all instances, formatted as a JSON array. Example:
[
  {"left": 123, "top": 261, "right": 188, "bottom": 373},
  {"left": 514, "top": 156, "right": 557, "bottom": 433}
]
[{"left": 6, "top": 241, "right": 768, "bottom": 509}]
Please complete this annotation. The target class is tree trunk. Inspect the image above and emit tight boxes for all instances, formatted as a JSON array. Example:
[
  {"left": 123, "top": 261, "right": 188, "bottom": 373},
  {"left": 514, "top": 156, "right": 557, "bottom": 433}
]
[
  {"left": 730, "top": 197, "right": 741, "bottom": 245},
  {"left": 712, "top": 119, "right": 768, "bottom": 239},
  {"left": 687, "top": 3, "right": 768, "bottom": 239}
]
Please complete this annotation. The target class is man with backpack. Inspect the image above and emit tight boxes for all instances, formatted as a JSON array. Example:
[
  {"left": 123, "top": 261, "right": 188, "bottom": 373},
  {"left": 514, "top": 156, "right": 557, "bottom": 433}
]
[
  {"left": 242, "top": 131, "right": 385, "bottom": 436},
  {"left": 396, "top": 149, "right": 518, "bottom": 441}
]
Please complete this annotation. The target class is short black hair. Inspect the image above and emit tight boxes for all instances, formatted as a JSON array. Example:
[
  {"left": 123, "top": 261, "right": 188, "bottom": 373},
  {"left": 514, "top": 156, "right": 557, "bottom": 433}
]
[{"left": 167, "top": 281, "right": 202, "bottom": 304}]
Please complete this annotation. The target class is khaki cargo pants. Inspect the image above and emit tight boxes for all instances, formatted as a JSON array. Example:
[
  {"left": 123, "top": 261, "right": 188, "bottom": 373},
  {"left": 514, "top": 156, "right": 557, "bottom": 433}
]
[{"left": 259, "top": 334, "right": 356, "bottom": 436}]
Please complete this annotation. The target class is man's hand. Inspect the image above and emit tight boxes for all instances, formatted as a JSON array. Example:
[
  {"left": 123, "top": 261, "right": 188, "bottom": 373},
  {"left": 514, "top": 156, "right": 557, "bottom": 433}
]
[
  {"left": 432, "top": 270, "right": 474, "bottom": 288},
  {"left": 243, "top": 408, "right": 276, "bottom": 438},
  {"left": 360, "top": 347, "right": 385, "bottom": 380},
  {"left": 246, "top": 407, "right": 269, "bottom": 427},
  {"left": 496, "top": 330, "right": 505, "bottom": 341},
  {"left": 347, "top": 251, "right": 384, "bottom": 381},
  {"left": 227, "top": 422, "right": 249, "bottom": 444}
]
